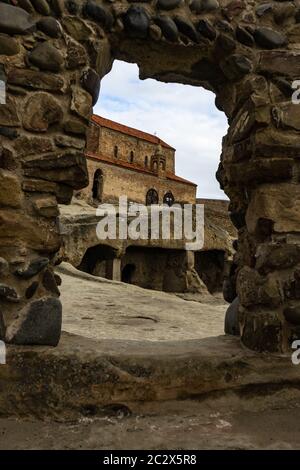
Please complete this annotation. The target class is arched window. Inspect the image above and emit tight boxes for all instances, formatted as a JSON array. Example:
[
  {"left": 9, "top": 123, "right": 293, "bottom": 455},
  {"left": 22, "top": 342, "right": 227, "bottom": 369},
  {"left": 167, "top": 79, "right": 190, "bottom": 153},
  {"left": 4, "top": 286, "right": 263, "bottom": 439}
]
[
  {"left": 160, "top": 160, "right": 166, "bottom": 170},
  {"left": 130, "top": 151, "right": 134, "bottom": 163},
  {"left": 114, "top": 145, "right": 118, "bottom": 158},
  {"left": 163, "top": 191, "right": 175, "bottom": 207},
  {"left": 146, "top": 188, "right": 159, "bottom": 206},
  {"left": 145, "top": 156, "right": 148, "bottom": 167},
  {"left": 92, "top": 169, "right": 103, "bottom": 202}
]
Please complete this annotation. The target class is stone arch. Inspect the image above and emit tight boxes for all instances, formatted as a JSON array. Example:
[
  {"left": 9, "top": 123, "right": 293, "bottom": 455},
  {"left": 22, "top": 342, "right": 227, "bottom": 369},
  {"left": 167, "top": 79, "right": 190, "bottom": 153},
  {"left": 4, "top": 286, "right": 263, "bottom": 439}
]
[{"left": 0, "top": 0, "right": 298, "bottom": 352}]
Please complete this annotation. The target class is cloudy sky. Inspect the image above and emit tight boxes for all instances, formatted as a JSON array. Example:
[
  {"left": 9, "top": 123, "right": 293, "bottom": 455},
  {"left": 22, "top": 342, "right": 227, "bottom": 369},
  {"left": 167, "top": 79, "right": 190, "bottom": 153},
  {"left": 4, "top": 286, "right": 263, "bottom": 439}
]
[{"left": 94, "top": 60, "right": 228, "bottom": 199}]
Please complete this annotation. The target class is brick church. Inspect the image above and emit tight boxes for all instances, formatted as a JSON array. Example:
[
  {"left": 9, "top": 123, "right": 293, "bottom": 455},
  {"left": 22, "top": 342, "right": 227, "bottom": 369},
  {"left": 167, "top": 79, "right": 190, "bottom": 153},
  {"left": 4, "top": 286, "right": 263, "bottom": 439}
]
[{"left": 81, "top": 114, "right": 197, "bottom": 206}]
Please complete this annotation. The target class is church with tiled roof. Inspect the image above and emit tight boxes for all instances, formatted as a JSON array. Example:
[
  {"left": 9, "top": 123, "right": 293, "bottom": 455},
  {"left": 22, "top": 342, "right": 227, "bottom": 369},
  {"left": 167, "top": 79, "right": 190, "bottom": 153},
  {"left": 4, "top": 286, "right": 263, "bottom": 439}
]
[{"left": 79, "top": 114, "right": 197, "bottom": 206}]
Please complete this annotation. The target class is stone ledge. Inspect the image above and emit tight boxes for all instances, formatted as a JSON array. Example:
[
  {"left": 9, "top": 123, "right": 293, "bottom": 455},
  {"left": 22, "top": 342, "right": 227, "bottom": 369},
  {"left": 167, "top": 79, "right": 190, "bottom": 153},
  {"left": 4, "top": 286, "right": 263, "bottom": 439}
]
[{"left": 0, "top": 332, "right": 299, "bottom": 419}]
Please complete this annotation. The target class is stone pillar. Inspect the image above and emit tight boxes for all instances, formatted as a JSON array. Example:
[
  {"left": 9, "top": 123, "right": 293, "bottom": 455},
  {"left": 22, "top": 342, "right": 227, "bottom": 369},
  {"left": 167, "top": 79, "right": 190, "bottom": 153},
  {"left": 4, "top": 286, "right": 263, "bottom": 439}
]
[
  {"left": 106, "top": 258, "right": 121, "bottom": 281},
  {"left": 217, "top": 62, "right": 300, "bottom": 353}
]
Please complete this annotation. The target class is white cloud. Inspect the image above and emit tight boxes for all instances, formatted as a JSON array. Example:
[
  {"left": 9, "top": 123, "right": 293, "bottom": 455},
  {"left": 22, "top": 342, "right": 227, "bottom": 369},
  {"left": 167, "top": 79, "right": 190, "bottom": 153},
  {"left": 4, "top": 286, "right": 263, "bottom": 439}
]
[{"left": 94, "top": 60, "right": 229, "bottom": 199}]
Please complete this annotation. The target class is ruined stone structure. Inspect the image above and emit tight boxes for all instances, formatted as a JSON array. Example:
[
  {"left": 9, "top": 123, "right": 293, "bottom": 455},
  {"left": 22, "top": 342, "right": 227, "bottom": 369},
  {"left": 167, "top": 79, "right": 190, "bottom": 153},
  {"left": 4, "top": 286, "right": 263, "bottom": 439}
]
[
  {"left": 196, "top": 198, "right": 236, "bottom": 292},
  {"left": 82, "top": 114, "right": 196, "bottom": 205},
  {"left": 1, "top": 0, "right": 300, "bottom": 352}
]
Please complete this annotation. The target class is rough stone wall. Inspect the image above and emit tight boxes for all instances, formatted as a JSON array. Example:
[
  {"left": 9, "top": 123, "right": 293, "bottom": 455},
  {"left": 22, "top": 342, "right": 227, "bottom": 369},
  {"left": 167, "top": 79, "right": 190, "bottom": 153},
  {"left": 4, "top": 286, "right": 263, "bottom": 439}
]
[
  {"left": 79, "top": 155, "right": 197, "bottom": 204},
  {"left": 1, "top": 0, "right": 300, "bottom": 352},
  {"left": 121, "top": 247, "right": 169, "bottom": 289},
  {"left": 81, "top": 117, "right": 195, "bottom": 204},
  {"left": 195, "top": 249, "right": 226, "bottom": 292},
  {"left": 195, "top": 199, "right": 236, "bottom": 293}
]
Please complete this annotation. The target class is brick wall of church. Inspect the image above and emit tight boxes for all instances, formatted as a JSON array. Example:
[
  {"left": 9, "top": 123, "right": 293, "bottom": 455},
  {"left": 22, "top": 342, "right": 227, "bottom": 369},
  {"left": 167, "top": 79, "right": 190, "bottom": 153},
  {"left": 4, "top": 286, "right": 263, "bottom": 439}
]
[{"left": 87, "top": 121, "right": 175, "bottom": 173}]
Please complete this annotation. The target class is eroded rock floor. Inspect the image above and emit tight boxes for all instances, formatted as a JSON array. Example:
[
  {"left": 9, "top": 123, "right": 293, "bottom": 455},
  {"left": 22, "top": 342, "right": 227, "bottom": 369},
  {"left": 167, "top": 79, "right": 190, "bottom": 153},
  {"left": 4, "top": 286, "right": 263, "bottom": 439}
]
[{"left": 58, "top": 263, "right": 226, "bottom": 342}]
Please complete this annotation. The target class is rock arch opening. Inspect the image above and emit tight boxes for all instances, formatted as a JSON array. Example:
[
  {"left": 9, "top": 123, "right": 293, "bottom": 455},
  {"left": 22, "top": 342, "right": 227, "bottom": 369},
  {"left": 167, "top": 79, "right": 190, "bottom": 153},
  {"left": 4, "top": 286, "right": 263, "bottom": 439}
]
[{"left": 0, "top": 0, "right": 297, "bottom": 353}]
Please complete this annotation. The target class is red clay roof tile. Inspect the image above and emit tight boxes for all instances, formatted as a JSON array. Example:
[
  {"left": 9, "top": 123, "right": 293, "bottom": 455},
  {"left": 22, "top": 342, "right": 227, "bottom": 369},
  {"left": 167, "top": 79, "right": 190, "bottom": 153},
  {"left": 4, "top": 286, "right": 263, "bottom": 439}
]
[{"left": 91, "top": 114, "right": 175, "bottom": 150}]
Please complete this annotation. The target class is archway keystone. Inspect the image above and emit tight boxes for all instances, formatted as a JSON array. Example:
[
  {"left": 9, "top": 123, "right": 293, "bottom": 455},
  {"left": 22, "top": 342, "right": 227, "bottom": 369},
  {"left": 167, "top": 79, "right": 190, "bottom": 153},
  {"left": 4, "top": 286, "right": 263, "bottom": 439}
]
[{"left": 0, "top": 0, "right": 299, "bottom": 352}]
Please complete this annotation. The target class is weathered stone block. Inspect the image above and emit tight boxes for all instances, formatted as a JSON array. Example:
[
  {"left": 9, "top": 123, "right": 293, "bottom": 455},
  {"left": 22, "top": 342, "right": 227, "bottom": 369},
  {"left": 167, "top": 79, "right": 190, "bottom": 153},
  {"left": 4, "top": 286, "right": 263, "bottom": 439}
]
[
  {"left": 229, "top": 99, "right": 270, "bottom": 144},
  {"left": 123, "top": 6, "right": 150, "bottom": 39},
  {"left": 254, "top": 27, "right": 287, "bottom": 49},
  {"left": 226, "top": 158, "right": 293, "bottom": 185},
  {"left": 256, "top": 244, "right": 300, "bottom": 274},
  {"left": 42, "top": 269, "right": 60, "bottom": 296},
  {"left": 55, "top": 135, "right": 85, "bottom": 150},
  {"left": 154, "top": 15, "right": 178, "bottom": 42},
  {"left": 157, "top": 0, "right": 182, "bottom": 10},
  {"left": 66, "top": 38, "right": 87, "bottom": 69},
  {"left": 15, "top": 136, "right": 54, "bottom": 157},
  {"left": 64, "top": 119, "right": 87, "bottom": 135},
  {"left": 71, "top": 87, "right": 92, "bottom": 120},
  {"left": 0, "top": 97, "right": 20, "bottom": 127},
  {"left": 37, "top": 17, "right": 62, "bottom": 38},
  {"left": 0, "top": 169, "right": 22, "bottom": 208},
  {"left": 0, "top": 34, "right": 20, "bottom": 55},
  {"left": 259, "top": 51, "right": 300, "bottom": 78},
  {"left": 241, "top": 309, "right": 283, "bottom": 353},
  {"left": 62, "top": 16, "right": 94, "bottom": 41},
  {"left": 0, "top": 283, "right": 20, "bottom": 303},
  {"left": 0, "top": 209, "right": 60, "bottom": 252},
  {"left": 272, "top": 103, "right": 300, "bottom": 132},
  {"left": 284, "top": 305, "right": 300, "bottom": 326},
  {"left": 81, "top": 68, "right": 100, "bottom": 106},
  {"left": 22, "top": 179, "right": 58, "bottom": 194},
  {"left": 0, "top": 3, "right": 35, "bottom": 35},
  {"left": 15, "top": 257, "right": 49, "bottom": 279},
  {"left": 84, "top": 1, "right": 114, "bottom": 30},
  {"left": 224, "top": 297, "right": 240, "bottom": 336},
  {"left": 23, "top": 151, "right": 88, "bottom": 189},
  {"left": 237, "top": 266, "right": 281, "bottom": 308},
  {"left": 5, "top": 297, "right": 62, "bottom": 346}
]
